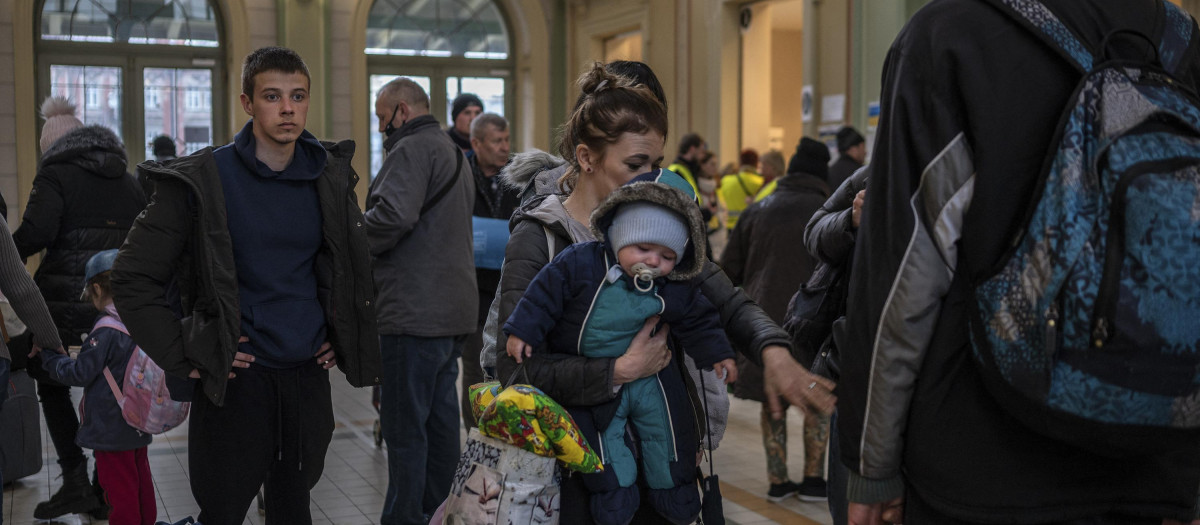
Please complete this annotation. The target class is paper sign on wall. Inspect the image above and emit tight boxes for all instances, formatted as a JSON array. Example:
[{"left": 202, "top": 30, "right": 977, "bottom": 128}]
[{"left": 821, "top": 94, "right": 845, "bottom": 123}]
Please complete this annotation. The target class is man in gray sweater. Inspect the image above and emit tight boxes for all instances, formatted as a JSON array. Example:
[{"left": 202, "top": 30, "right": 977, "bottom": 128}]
[{"left": 365, "top": 77, "right": 477, "bottom": 525}]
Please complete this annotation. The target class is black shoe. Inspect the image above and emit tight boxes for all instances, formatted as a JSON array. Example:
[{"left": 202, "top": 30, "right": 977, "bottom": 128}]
[
  {"left": 33, "top": 463, "right": 102, "bottom": 519},
  {"left": 88, "top": 468, "right": 112, "bottom": 519},
  {"left": 766, "top": 480, "right": 801, "bottom": 502},
  {"left": 796, "top": 476, "right": 827, "bottom": 502},
  {"left": 89, "top": 502, "right": 113, "bottom": 520}
]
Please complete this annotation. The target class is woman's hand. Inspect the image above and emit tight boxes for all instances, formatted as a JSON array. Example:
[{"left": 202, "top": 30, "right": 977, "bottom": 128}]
[
  {"left": 712, "top": 358, "right": 738, "bottom": 384},
  {"left": 761, "top": 345, "right": 836, "bottom": 419},
  {"left": 507, "top": 335, "right": 533, "bottom": 363},
  {"left": 613, "top": 316, "right": 671, "bottom": 385}
]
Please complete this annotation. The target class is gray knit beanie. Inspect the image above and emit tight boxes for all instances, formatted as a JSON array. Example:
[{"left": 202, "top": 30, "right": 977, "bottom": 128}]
[{"left": 607, "top": 202, "right": 689, "bottom": 259}]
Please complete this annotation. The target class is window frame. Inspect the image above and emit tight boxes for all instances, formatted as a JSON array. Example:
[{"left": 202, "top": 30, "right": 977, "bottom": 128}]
[
  {"left": 365, "top": 0, "right": 516, "bottom": 180},
  {"left": 36, "top": 3, "right": 226, "bottom": 167}
]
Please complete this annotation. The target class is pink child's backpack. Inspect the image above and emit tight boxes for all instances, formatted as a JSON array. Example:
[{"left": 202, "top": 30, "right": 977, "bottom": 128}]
[{"left": 94, "top": 316, "right": 190, "bottom": 434}]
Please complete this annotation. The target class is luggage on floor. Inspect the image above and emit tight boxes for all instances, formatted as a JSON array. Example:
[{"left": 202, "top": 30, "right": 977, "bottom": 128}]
[{"left": 0, "top": 369, "right": 43, "bottom": 483}]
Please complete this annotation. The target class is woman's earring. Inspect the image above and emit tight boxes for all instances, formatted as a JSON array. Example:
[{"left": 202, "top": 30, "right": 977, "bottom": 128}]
[{"left": 586, "top": 166, "right": 593, "bottom": 173}]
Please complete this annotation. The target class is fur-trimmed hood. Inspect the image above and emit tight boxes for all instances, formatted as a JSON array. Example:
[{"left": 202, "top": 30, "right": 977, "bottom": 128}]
[
  {"left": 500, "top": 149, "right": 591, "bottom": 241},
  {"left": 498, "top": 148, "right": 567, "bottom": 199},
  {"left": 41, "top": 125, "right": 127, "bottom": 179},
  {"left": 590, "top": 169, "right": 708, "bottom": 281}
]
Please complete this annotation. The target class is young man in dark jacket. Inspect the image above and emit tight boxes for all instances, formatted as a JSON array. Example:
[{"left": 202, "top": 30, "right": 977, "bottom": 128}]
[
  {"left": 111, "top": 46, "right": 380, "bottom": 525},
  {"left": 16, "top": 97, "right": 146, "bottom": 520},
  {"left": 839, "top": 1, "right": 1200, "bottom": 523}
]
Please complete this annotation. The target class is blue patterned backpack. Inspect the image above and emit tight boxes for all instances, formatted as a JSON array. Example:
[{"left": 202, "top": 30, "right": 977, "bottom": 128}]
[{"left": 972, "top": 0, "right": 1200, "bottom": 456}]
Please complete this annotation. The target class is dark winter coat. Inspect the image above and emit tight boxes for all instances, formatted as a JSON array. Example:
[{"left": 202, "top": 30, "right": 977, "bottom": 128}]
[
  {"left": 14, "top": 125, "right": 146, "bottom": 345},
  {"left": 840, "top": 0, "right": 1200, "bottom": 520},
  {"left": 493, "top": 153, "right": 794, "bottom": 407},
  {"left": 40, "top": 306, "right": 151, "bottom": 451},
  {"left": 722, "top": 172, "right": 829, "bottom": 402},
  {"left": 827, "top": 154, "right": 862, "bottom": 192},
  {"left": 503, "top": 173, "right": 730, "bottom": 370},
  {"left": 365, "top": 115, "right": 477, "bottom": 337},
  {"left": 111, "top": 136, "right": 380, "bottom": 407},
  {"left": 804, "top": 166, "right": 868, "bottom": 266}
]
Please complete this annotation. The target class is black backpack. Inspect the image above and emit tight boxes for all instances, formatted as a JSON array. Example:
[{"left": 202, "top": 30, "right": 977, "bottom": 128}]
[
  {"left": 971, "top": 0, "right": 1200, "bottom": 457},
  {"left": 782, "top": 255, "right": 851, "bottom": 381}
]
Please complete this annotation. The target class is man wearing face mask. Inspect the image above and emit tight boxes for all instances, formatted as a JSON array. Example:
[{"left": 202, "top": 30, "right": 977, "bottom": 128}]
[{"left": 367, "top": 77, "right": 477, "bottom": 525}]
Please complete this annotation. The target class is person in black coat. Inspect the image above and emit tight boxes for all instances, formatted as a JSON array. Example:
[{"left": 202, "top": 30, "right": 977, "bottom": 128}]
[
  {"left": 724, "top": 137, "right": 832, "bottom": 503},
  {"left": 827, "top": 127, "right": 865, "bottom": 191},
  {"left": 15, "top": 97, "right": 146, "bottom": 520}
]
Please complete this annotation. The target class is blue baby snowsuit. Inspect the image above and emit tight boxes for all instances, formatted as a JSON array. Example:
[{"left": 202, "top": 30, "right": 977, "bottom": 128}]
[{"left": 504, "top": 170, "right": 732, "bottom": 525}]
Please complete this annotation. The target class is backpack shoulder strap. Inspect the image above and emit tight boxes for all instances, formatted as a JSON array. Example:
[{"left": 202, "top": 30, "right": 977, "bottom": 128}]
[
  {"left": 93, "top": 315, "right": 130, "bottom": 336},
  {"left": 421, "top": 149, "right": 464, "bottom": 216},
  {"left": 981, "top": 0, "right": 1094, "bottom": 73},
  {"left": 1158, "top": 0, "right": 1196, "bottom": 75},
  {"left": 93, "top": 315, "right": 130, "bottom": 404}
]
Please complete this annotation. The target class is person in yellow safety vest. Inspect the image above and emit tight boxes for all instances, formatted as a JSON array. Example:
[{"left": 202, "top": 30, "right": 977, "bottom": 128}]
[
  {"left": 719, "top": 148, "right": 763, "bottom": 230},
  {"left": 752, "top": 150, "right": 786, "bottom": 203},
  {"left": 667, "top": 132, "right": 706, "bottom": 198}
]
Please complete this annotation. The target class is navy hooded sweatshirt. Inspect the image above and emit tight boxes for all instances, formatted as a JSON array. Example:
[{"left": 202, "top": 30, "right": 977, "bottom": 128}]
[{"left": 213, "top": 121, "right": 327, "bottom": 368}]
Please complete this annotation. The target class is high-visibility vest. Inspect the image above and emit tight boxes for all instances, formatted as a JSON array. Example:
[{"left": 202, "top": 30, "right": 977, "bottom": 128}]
[
  {"left": 667, "top": 161, "right": 701, "bottom": 203},
  {"left": 754, "top": 179, "right": 778, "bottom": 202},
  {"left": 718, "top": 170, "right": 763, "bottom": 230}
]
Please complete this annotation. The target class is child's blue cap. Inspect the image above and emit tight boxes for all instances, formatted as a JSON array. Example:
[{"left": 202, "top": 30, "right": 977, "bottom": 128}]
[{"left": 80, "top": 249, "right": 119, "bottom": 299}]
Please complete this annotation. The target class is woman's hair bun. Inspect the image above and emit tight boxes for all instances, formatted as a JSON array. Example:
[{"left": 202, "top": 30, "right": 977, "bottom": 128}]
[{"left": 578, "top": 62, "right": 629, "bottom": 97}]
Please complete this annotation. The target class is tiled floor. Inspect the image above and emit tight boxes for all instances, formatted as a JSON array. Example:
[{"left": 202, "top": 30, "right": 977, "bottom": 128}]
[{"left": 3, "top": 366, "right": 834, "bottom": 525}]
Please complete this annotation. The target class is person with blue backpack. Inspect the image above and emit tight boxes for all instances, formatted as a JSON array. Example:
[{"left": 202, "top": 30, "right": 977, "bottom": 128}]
[
  {"left": 37, "top": 249, "right": 156, "bottom": 525},
  {"left": 839, "top": 1, "right": 1200, "bottom": 524}
]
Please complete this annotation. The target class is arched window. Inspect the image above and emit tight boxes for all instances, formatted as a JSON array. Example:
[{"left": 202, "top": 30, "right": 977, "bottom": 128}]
[
  {"left": 38, "top": 0, "right": 224, "bottom": 163},
  {"left": 366, "top": 0, "right": 513, "bottom": 178}
]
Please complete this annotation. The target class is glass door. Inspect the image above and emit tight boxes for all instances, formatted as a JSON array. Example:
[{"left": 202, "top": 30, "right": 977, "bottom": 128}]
[
  {"left": 445, "top": 76, "right": 506, "bottom": 122},
  {"left": 41, "top": 55, "right": 223, "bottom": 167},
  {"left": 143, "top": 67, "right": 214, "bottom": 159},
  {"left": 48, "top": 65, "right": 124, "bottom": 140}
]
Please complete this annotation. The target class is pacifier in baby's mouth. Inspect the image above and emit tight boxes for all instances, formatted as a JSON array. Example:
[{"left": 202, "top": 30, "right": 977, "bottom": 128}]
[{"left": 630, "top": 262, "right": 660, "bottom": 292}]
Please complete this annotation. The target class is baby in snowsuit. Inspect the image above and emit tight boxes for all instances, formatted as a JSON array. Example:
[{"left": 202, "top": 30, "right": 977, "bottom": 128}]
[{"left": 504, "top": 169, "right": 737, "bottom": 525}]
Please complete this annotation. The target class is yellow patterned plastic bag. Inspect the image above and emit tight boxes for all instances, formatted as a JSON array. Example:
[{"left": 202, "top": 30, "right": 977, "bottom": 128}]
[{"left": 468, "top": 381, "right": 602, "bottom": 474}]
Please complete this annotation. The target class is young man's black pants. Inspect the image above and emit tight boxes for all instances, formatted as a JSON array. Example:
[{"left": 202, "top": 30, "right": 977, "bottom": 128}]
[{"left": 189, "top": 360, "right": 334, "bottom": 525}]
